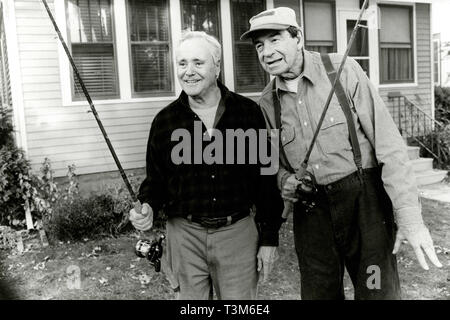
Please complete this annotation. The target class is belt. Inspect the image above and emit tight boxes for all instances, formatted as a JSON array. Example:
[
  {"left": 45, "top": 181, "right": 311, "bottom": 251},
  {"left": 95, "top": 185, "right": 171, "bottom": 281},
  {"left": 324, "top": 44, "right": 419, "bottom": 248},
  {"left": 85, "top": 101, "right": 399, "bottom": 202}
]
[{"left": 186, "top": 209, "right": 250, "bottom": 229}]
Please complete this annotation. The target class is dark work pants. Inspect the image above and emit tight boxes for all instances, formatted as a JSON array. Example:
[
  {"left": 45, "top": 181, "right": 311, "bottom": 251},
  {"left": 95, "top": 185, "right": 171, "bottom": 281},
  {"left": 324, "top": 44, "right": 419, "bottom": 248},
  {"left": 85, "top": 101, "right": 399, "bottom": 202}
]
[{"left": 293, "top": 168, "right": 401, "bottom": 300}]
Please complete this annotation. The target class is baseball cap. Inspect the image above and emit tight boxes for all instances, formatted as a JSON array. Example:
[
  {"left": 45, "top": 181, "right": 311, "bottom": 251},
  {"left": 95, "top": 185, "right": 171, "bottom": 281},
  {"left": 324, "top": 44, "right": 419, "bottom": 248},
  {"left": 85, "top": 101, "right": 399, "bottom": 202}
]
[{"left": 240, "top": 7, "right": 300, "bottom": 40}]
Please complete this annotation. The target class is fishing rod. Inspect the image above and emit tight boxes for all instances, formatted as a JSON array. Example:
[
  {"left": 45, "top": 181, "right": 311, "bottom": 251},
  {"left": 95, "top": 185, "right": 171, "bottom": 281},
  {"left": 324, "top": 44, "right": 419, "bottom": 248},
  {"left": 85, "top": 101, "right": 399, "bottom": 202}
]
[
  {"left": 40, "top": 0, "right": 141, "bottom": 220},
  {"left": 282, "top": 0, "right": 370, "bottom": 218}
]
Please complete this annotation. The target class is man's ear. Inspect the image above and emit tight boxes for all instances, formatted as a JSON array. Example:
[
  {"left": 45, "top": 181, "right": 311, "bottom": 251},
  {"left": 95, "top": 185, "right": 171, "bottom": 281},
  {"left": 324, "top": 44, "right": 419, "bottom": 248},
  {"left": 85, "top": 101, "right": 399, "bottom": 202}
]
[
  {"left": 296, "top": 29, "right": 304, "bottom": 50},
  {"left": 215, "top": 60, "right": 221, "bottom": 78}
]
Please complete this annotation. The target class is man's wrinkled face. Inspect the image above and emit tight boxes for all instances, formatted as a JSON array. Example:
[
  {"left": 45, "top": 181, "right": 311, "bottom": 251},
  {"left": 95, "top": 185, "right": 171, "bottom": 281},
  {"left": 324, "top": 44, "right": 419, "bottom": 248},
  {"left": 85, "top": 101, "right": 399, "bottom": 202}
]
[
  {"left": 253, "top": 30, "right": 302, "bottom": 78},
  {"left": 176, "top": 38, "right": 220, "bottom": 98}
]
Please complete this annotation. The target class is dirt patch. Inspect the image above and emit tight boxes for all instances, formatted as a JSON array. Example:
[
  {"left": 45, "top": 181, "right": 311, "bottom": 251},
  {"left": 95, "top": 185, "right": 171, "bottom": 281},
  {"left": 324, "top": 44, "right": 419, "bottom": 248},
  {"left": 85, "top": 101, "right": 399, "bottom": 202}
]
[{"left": 1, "top": 199, "right": 449, "bottom": 300}]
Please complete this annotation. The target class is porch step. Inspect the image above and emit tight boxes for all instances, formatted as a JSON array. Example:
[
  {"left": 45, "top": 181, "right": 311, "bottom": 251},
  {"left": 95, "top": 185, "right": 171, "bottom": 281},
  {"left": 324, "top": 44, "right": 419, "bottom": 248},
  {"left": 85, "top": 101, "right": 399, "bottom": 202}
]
[
  {"left": 407, "top": 146, "right": 420, "bottom": 160},
  {"left": 415, "top": 169, "right": 448, "bottom": 186},
  {"left": 409, "top": 157, "right": 433, "bottom": 173}
]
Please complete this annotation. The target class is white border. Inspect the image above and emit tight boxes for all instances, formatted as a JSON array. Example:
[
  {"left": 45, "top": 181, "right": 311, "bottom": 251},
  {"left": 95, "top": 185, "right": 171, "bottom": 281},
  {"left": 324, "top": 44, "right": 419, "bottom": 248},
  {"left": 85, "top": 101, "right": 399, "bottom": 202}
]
[{"left": 4, "top": 0, "right": 27, "bottom": 152}]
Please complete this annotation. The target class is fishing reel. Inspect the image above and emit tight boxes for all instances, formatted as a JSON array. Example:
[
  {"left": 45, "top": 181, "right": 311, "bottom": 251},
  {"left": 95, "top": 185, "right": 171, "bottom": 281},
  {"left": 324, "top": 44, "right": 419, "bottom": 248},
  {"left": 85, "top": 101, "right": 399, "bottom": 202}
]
[
  {"left": 135, "top": 234, "right": 166, "bottom": 272},
  {"left": 295, "top": 171, "right": 318, "bottom": 213}
]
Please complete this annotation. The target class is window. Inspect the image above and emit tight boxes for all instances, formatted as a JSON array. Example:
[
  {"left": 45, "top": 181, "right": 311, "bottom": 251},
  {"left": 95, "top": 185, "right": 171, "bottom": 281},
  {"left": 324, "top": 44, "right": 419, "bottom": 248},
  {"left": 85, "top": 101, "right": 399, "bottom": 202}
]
[
  {"left": 230, "top": 0, "right": 268, "bottom": 93},
  {"left": 67, "top": 0, "right": 119, "bottom": 100},
  {"left": 127, "top": 0, "right": 173, "bottom": 96},
  {"left": 303, "top": 0, "right": 336, "bottom": 54},
  {"left": 379, "top": 5, "right": 414, "bottom": 84},
  {"left": 0, "top": 5, "right": 11, "bottom": 107},
  {"left": 433, "top": 39, "right": 440, "bottom": 85},
  {"left": 181, "top": 0, "right": 221, "bottom": 39},
  {"left": 180, "top": 0, "right": 224, "bottom": 82},
  {"left": 347, "top": 19, "right": 369, "bottom": 76}
]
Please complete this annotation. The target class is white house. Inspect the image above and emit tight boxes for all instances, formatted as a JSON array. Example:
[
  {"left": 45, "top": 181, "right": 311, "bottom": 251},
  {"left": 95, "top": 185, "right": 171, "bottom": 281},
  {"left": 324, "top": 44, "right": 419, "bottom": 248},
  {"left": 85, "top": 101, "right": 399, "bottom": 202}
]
[{"left": 0, "top": 0, "right": 436, "bottom": 179}]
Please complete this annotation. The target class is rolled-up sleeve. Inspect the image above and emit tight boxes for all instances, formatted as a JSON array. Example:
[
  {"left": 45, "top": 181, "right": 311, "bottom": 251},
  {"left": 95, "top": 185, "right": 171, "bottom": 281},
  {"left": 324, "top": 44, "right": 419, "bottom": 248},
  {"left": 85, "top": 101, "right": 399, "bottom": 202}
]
[{"left": 347, "top": 58, "right": 424, "bottom": 226}]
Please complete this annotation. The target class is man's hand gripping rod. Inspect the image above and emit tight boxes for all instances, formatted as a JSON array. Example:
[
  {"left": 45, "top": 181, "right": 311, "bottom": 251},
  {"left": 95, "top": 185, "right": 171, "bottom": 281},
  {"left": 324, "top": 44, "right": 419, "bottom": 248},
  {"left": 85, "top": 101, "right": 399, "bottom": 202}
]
[
  {"left": 282, "top": 0, "right": 369, "bottom": 219},
  {"left": 41, "top": 0, "right": 142, "bottom": 222}
]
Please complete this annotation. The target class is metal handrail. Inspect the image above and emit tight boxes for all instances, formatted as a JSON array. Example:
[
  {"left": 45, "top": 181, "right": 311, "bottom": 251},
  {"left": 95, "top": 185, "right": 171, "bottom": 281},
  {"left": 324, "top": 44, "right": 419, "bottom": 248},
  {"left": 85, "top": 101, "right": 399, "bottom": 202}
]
[
  {"left": 403, "top": 96, "right": 444, "bottom": 128},
  {"left": 388, "top": 93, "right": 447, "bottom": 165}
]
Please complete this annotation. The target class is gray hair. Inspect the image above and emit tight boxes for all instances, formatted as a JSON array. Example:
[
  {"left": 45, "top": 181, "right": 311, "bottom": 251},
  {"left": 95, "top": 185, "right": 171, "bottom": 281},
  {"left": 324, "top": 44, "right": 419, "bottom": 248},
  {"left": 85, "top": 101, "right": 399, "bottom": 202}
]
[{"left": 178, "top": 30, "right": 222, "bottom": 66}]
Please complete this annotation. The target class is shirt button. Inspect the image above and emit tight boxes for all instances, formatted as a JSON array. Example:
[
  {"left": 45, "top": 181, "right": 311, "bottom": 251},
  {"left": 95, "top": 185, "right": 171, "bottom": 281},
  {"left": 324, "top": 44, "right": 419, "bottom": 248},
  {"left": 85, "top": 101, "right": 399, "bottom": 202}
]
[
  {"left": 213, "top": 198, "right": 216, "bottom": 202},
  {"left": 315, "top": 164, "right": 319, "bottom": 170},
  {"left": 282, "top": 136, "right": 286, "bottom": 142},
  {"left": 304, "top": 122, "right": 308, "bottom": 127},
  {"left": 211, "top": 175, "right": 215, "bottom": 179},
  {"left": 298, "top": 100, "right": 302, "bottom": 104},
  {"left": 330, "top": 117, "right": 334, "bottom": 122}
]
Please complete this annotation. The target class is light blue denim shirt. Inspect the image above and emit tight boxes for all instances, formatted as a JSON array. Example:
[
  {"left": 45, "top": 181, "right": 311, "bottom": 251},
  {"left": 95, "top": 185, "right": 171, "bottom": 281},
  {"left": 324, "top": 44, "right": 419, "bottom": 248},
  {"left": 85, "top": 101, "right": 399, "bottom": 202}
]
[{"left": 259, "top": 49, "right": 423, "bottom": 226}]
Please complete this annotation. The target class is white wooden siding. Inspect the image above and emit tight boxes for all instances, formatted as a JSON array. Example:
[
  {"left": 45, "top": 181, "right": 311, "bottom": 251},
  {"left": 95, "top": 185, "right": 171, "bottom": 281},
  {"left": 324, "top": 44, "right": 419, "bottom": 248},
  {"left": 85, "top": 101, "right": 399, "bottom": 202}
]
[
  {"left": 14, "top": 0, "right": 170, "bottom": 177},
  {"left": 13, "top": 0, "right": 433, "bottom": 178}
]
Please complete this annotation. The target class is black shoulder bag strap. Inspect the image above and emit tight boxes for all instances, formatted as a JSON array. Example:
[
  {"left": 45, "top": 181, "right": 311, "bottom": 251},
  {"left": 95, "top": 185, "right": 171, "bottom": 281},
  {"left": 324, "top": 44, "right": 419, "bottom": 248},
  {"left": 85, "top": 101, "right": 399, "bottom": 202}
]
[
  {"left": 320, "top": 53, "right": 364, "bottom": 177},
  {"left": 271, "top": 80, "right": 295, "bottom": 173}
]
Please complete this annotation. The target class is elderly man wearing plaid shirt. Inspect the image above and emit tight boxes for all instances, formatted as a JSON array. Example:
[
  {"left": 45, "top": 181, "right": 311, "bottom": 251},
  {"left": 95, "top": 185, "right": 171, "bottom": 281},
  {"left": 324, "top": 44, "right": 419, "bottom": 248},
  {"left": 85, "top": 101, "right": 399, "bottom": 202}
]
[{"left": 128, "top": 31, "right": 283, "bottom": 300}]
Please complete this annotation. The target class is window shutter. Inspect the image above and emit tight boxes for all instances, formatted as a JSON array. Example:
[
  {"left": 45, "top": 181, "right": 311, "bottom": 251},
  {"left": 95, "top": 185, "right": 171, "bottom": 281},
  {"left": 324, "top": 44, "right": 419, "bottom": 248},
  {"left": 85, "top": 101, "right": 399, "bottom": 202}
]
[{"left": 231, "top": 0, "right": 268, "bottom": 93}]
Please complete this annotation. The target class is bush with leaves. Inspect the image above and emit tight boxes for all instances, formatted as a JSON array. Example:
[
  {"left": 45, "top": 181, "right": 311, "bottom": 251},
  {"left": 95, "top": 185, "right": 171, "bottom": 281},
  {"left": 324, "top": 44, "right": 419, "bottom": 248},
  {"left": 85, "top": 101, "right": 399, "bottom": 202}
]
[
  {"left": 43, "top": 193, "right": 123, "bottom": 241},
  {"left": 0, "top": 106, "right": 14, "bottom": 147},
  {"left": 435, "top": 86, "right": 450, "bottom": 124},
  {"left": 0, "top": 145, "right": 44, "bottom": 227}
]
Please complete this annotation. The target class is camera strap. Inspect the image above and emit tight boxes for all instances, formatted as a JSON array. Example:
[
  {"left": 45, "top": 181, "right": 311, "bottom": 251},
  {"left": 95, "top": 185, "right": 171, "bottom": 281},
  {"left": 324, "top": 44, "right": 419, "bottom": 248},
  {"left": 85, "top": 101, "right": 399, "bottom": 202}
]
[{"left": 320, "top": 53, "right": 364, "bottom": 179}]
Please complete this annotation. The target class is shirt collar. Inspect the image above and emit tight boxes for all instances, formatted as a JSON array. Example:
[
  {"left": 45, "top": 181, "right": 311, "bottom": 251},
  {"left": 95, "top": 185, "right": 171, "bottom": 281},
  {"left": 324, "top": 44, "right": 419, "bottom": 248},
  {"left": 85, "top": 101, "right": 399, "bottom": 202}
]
[
  {"left": 176, "top": 81, "right": 231, "bottom": 122},
  {"left": 275, "top": 48, "right": 316, "bottom": 94}
]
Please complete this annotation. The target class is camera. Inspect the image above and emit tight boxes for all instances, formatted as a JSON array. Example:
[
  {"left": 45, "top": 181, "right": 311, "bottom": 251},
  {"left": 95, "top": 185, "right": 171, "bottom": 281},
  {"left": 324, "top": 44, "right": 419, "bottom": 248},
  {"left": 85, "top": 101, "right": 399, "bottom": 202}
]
[{"left": 135, "top": 234, "right": 166, "bottom": 272}]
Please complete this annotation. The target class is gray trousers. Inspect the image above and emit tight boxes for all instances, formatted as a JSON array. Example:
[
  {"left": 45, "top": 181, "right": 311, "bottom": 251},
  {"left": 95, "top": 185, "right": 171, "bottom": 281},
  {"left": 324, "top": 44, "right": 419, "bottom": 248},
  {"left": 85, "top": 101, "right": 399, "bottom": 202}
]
[{"left": 165, "top": 215, "right": 259, "bottom": 300}]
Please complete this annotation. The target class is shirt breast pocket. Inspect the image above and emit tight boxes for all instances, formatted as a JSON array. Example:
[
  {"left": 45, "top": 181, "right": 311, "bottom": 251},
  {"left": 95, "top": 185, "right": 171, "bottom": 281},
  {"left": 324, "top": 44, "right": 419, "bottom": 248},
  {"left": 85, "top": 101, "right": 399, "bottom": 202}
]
[
  {"left": 318, "top": 106, "right": 351, "bottom": 154},
  {"left": 281, "top": 126, "right": 295, "bottom": 147}
]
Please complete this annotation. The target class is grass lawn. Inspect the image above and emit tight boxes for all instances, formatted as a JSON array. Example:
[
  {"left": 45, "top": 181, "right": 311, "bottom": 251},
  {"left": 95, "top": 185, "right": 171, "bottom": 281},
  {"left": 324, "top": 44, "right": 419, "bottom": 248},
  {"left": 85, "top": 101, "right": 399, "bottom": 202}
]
[{"left": 1, "top": 197, "right": 449, "bottom": 300}]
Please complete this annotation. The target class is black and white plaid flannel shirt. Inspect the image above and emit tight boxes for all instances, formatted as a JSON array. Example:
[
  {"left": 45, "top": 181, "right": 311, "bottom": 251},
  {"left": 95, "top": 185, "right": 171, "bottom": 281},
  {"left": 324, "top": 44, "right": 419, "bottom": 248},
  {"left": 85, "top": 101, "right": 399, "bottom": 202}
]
[{"left": 138, "top": 82, "right": 284, "bottom": 246}]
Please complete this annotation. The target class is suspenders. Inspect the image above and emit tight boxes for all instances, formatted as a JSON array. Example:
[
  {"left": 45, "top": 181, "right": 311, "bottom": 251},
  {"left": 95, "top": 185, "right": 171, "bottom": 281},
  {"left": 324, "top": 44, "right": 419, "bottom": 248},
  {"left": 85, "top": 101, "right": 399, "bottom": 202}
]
[
  {"left": 271, "top": 53, "right": 364, "bottom": 181},
  {"left": 320, "top": 53, "right": 363, "bottom": 176},
  {"left": 272, "top": 80, "right": 295, "bottom": 174}
]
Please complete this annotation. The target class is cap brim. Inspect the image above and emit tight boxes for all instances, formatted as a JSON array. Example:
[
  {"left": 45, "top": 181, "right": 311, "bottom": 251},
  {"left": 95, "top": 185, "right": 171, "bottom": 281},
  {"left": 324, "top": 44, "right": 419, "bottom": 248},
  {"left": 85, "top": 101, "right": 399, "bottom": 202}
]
[{"left": 240, "top": 23, "right": 291, "bottom": 40}]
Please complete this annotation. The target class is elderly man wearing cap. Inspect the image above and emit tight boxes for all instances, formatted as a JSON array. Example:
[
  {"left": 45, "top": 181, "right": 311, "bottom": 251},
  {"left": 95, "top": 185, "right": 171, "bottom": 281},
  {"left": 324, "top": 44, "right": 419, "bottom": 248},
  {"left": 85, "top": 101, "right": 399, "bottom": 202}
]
[
  {"left": 241, "top": 7, "right": 442, "bottom": 300},
  {"left": 128, "top": 31, "right": 283, "bottom": 300}
]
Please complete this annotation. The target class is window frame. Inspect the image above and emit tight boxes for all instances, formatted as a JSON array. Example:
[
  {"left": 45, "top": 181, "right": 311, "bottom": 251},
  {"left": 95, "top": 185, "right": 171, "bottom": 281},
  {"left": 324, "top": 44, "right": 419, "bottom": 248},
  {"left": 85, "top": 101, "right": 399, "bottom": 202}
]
[
  {"left": 229, "top": 0, "right": 269, "bottom": 94},
  {"left": 433, "top": 38, "right": 440, "bottom": 86},
  {"left": 179, "top": 0, "right": 225, "bottom": 83},
  {"left": 377, "top": 3, "right": 415, "bottom": 85},
  {"left": 65, "top": 0, "right": 121, "bottom": 101},
  {"left": 126, "top": 0, "right": 175, "bottom": 98},
  {"left": 302, "top": 0, "right": 337, "bottom": 54}
]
